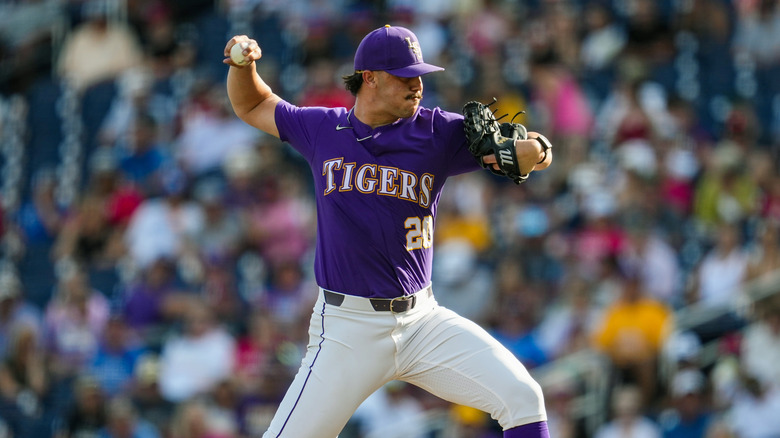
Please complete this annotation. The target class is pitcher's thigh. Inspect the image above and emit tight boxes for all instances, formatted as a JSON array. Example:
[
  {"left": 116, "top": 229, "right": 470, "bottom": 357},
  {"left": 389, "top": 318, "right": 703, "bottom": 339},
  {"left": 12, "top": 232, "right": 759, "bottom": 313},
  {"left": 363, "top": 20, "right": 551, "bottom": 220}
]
[
  {"left": 264, "top": 305, "right": 394, "bottom": 437},
  {"left": 401, "top": 309, "right": 546, "bottom": 429}
]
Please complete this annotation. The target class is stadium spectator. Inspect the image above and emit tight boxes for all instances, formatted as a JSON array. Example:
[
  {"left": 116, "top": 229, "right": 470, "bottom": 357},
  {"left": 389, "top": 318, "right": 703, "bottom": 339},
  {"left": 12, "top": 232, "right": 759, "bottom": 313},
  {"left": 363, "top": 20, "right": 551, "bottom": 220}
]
[
  {"left": 473, "top": 56, "right": 529, "bottom": 127},
  {"left": 658, "top": 368, "right": 713, "bottom": 438},
  {"left": 740, "top": 295, "right": 780, "bottom": 389},
  {"left": 527, "top": 47, "right": 594, "bottom": 174},
  {"left": 57, "top": 0, "right": 144, "bottom": 93},
  {"left": 233, "top": 358, "right": 293, "bottom": 437},
  {"left": 594, "top": 67, "right": 658, "bottom": 149},
  {"left": 120, "top": 256, "right": 188, "bottom": 341},
  {"left": 88, "top": 316, "right": 146, "bottom": 397},
  {"left": 233, "top": 309, "right": 280, "bottom": 394},
  {"left": 98, "top": 69, "right": 178, "bottom": 150},
  {"left": 0, "top": 0, "right": 65, "bottom": 93},
  {"left": 15, "top": 167, "right": 66, "bottom": 249},
  {"left": 254, "top": 260, "right": 313, "bottom": 328},
  {"left": 198, "top": 260, "right": 244, "bottom": 329},
  {"left": 173, "top": 82, "right": 260, "bottom": 177},
  {"left": 156, "top": 300, "right": 236, "bottom": 402},
  {"left": 44, "top": 267, "right": 111, "bottom": 378},
  {"left": 352, "top": 381, "right": 429, "bottom": 438},
  {"left": 81, "top": 148, "right": 145, "bottom": 229},
  {"left": 543, "top": 370, "right": 582, "bottom": 438},
  {"left": 432, "top": 172, "right": 493, "bottom": 252},
  {"left": 662, "top": 330, "right": 704, "bottom": 377},
  {"left": 537, "top": 275, "right": 602, "bottom": 360},
  {"left": 594, "top": 384, "right": 661, "bottom": 438},
  {"left": 190, "top": 178, "right": 244, "bottom": 265},
  {"left": 687, "top": 222, "right": 749, "bottom": 308},
  {"left": 693, "top": 142, "right": 759, "bottom": 229},
  {"left": 201, "top": 379, "right": 240, "bottom": 438},
  {"left": 127, "top": 355, "right": 174, "bottom": 438},
  {"left": 579, "top": 3, "right": 625, "bottom": 99},
  {"left": 0, "top": 321, "right": 49, "bottom": 434},
  {"left": 431, "top": 238, "right": 495, "bottom": 324},
  {"left": 0, "top": 269, "right": 42, "bottom": 358},
  {"left": 98, "top": 396, "right": 160, "bottom": 438},
  {"left": 733, "top": 0, "right": 780, "bottom": 68},
  {"left": 745, "top": 219, "right": 780, "bottom": 282},
  {"left": 123, "top": 167, "right": 203, "bottom": 269},
  {"left": 760, "top": 175, "right": 780, "bottom": 221},
  {"left": 613, "top": 140, "right": 660, "bottom": 212},
  {"left": 221, "top": 147, "right": 263, "bottom": 211},
  {"left": 169, "top": 399, "right": 230, "bottom": 438},
  {"left": 243, "top": 174, "right": 314, "bottom": 269},
  {"left": 721, "top": 100, "right": 762, "bottom": 152},
  {"left": 723, "top": 369, "right": 780, "bottom": 438},
  {"left": 116, "top": 114, "right": 170, "bottom": 195},
  {"left": 592, "top": 263, "right": 673, "bottom": 405},
  {"left": 14, "top": 168, "right": 70, "bottom": 307},
  {"left": 462, "top": 0, "right": 511, "bottom": 56},
  {"left": 618, "top": 211, "right": 682, "bottom": 306},
  {"left": 53, "top": 194, "right": 127, "bottom": 279},
  {"left": 488, "top": 284, "right": 548, "bottom": 369},
  {"left": 55, "top": 374, "right": 107, "bottom": 438},
  {"left": 297, "top": 58, "right": 355, "bottom": 109},
  {"left": 657, "top": 144, "right": 700, "bottom": 241},
  {"left": 571, "top": 191, "right": 625, "bottom": 284}
]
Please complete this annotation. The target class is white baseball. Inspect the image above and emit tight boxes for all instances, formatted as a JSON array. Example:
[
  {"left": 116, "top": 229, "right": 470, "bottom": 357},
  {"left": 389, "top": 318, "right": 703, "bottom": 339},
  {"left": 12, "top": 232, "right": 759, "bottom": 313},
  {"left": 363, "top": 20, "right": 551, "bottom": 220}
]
[{"left": 230, "top": 42, "right": 251, "bottom": 66}]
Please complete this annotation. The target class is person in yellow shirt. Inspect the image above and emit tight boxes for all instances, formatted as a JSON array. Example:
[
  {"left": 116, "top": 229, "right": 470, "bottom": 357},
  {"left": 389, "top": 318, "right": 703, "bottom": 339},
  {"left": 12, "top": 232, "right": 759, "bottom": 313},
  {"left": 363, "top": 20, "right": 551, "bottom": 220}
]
[{"left": 593, "top": 261, "right": 673, "bottom": 406}]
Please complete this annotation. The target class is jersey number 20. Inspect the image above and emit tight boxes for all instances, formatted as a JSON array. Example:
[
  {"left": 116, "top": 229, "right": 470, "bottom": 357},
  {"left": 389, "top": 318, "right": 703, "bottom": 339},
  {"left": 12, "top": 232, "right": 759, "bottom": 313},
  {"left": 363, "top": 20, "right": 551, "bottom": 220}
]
[{"left": 405, "top": 215, "right": 433, "bottom": 251}]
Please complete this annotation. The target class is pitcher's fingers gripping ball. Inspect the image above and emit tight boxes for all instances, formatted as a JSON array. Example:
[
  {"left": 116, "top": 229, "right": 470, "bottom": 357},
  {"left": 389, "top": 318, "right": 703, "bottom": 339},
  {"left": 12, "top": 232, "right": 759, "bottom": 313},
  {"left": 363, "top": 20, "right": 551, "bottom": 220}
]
[{"left": 223, "top": 36, "right": 261, "bottom": 67}]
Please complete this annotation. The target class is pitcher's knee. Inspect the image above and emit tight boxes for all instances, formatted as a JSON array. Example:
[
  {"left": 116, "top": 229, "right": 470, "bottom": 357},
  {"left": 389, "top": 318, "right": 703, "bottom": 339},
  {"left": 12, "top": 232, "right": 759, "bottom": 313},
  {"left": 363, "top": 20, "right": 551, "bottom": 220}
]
[{"left": 493, "top": 377, "right": 547, "bottom": 429}]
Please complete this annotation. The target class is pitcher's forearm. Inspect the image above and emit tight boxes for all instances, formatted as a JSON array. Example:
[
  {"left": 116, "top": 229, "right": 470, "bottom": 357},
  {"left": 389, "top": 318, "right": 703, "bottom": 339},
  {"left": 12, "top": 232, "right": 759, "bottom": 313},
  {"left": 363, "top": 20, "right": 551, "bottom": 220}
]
[
  {"left": 224, "top": 36, "right": 282, "bottom": 137},
  {"left": 226, "top": 65, "right": 274, "bottom": 119}
]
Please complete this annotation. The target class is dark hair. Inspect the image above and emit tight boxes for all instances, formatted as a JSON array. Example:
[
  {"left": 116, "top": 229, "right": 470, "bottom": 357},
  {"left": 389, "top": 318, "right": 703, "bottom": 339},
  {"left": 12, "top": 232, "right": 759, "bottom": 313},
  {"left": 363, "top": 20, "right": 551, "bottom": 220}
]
[{"left": 343, "top": 72, "right": 363, "bottom": 96}]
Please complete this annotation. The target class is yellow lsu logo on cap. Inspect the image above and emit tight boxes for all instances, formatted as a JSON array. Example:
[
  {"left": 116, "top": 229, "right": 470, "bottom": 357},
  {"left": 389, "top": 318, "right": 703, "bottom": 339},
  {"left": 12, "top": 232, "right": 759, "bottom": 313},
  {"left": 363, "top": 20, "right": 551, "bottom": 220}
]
[{"left": 404, "top": 37, "right": 421, "bottom": 60}]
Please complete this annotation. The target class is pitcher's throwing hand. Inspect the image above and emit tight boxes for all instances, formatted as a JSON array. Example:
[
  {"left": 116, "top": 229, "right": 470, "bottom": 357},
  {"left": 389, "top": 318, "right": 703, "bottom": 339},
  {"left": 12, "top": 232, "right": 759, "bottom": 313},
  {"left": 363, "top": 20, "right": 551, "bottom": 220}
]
[{"left": 223, "top": 36, "right": 262, "bottom": 67}]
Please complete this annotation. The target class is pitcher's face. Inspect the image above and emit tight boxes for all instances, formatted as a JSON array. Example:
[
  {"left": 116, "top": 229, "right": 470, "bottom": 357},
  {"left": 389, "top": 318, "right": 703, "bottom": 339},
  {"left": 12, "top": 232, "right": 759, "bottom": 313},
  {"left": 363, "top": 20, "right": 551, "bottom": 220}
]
[{"left": 375, "top": 71, "right": 423, "bottom": 119}]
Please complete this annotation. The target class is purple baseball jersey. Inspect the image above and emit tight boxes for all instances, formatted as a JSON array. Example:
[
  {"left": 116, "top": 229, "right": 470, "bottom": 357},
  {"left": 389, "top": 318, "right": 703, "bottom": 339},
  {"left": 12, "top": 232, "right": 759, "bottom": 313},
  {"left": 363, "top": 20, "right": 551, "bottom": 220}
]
[{"left": 274, "top": 100, "right": 481, "bottom": 298}]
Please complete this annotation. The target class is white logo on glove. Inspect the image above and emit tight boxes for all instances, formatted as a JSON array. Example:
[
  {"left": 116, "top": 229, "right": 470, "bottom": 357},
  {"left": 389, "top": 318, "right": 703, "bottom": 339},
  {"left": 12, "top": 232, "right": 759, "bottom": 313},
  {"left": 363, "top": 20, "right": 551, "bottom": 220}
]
[{"left": 498, "top": 148, "right": 514, "bottom": 167}]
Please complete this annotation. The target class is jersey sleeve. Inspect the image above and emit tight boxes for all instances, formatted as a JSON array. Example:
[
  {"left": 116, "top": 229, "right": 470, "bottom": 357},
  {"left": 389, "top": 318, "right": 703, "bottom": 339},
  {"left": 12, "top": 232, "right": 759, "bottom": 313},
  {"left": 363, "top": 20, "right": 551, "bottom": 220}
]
[
  {"left": 274, "top": 100, "right": 333, "bottom": 162},
  {"left": 433, "top": 108, "right": 482, "bottom": 176}
]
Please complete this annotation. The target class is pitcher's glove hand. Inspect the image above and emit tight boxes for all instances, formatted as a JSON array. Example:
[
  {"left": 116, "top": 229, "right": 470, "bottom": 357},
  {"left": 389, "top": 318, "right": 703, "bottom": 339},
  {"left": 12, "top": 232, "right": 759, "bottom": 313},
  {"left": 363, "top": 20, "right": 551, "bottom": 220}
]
[{"left": 462, "top": 100, "right": 529, "bottom": 184}]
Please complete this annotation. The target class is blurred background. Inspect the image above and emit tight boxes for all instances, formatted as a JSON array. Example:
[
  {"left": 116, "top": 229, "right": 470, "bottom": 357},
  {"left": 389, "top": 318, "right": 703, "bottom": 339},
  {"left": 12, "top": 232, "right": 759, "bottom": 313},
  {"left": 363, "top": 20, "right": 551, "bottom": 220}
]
[{"left": 0, "top": 0, "right": 779, "bottom": 437}]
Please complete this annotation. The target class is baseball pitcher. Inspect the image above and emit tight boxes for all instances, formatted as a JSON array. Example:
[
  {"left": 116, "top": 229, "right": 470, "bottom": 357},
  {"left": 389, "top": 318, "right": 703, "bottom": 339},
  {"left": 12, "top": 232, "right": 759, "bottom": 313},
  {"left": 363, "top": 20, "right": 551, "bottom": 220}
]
[{"left": 224, "top": 25, "right": 553, "bottom": 438}]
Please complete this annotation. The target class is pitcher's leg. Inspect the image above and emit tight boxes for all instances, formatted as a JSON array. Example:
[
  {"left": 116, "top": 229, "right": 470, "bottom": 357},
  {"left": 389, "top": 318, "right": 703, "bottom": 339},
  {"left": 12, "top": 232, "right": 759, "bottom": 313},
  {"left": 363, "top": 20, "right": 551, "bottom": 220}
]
[
  {"left": 400, "top": 307, "right": 546, "bottom": 431},
  {"left": 263, "top": 300, "right": 395, "bottom": 438},
  {"left": 504, "top": 421, "right": 550, "bottom": 437}
]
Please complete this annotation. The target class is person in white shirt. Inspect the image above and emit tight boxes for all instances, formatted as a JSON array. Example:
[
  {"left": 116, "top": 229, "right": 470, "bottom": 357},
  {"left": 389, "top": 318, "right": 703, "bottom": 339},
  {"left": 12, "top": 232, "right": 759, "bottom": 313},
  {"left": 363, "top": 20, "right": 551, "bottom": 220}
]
[
  {"left": 157, "top": 300, "right": 236, "bottom": 402},
  {"left": 594, "top": 385, "right": 661, "bottom": 438},
  {"left": 689, "top": 223, "right": 748, "bottom": 308},
  {"left": 741, "top": 296, "right": 780, "bottom": 389}
]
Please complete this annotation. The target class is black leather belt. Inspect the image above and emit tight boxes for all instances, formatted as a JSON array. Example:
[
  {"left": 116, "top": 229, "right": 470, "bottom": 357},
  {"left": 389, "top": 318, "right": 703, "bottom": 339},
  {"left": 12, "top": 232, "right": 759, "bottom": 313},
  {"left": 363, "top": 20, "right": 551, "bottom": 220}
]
[{"left": 323, "top": 288, "right": 429, "bottom": 313}]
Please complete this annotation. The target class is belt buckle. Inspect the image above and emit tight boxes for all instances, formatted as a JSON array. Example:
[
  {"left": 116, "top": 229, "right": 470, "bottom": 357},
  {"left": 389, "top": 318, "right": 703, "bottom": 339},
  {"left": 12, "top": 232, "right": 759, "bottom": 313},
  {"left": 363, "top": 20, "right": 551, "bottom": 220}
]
[{"left": 389, "top": 295, "right": 415, "bottom": 313}]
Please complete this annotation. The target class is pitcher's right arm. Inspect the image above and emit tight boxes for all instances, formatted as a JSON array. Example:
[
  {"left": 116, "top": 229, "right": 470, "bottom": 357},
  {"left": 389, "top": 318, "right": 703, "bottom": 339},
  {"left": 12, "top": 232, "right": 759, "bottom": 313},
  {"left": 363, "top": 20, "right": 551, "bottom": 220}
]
[{"left": 224, "top": 35, "right": 282, "bottom": 138}]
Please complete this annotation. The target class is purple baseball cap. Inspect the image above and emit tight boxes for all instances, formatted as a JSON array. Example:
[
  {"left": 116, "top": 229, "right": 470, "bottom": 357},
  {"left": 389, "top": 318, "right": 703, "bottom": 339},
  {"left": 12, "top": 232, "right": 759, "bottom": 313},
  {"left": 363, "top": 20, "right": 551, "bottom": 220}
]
[{"left": 354, "top": 25, "right": 444, "bottom": 78}]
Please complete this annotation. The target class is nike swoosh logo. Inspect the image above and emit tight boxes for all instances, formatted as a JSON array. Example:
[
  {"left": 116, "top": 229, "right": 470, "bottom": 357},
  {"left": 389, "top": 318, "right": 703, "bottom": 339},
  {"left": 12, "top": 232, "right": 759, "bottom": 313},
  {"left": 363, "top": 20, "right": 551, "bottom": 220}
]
[
  {"left": 336, "top": 125, "right": 352, "bottom": 130},
  {"left": 356, "top": 135, "right": 372, "bottom": 142}
]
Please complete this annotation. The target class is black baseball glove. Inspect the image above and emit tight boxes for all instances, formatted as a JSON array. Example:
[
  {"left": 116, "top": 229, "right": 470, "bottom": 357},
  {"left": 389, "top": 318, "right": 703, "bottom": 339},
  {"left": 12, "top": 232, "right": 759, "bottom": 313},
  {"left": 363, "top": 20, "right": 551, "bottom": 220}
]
[{"left": 462, "top": 100, "right": 530, "bottom": 184}]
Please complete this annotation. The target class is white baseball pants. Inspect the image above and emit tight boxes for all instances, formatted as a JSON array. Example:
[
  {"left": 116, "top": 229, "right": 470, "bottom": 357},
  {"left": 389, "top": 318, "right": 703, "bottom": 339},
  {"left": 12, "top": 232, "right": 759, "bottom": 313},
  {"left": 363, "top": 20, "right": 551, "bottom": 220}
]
[{"left": 262, "top": 286, "right": 546, "bottom": 438}]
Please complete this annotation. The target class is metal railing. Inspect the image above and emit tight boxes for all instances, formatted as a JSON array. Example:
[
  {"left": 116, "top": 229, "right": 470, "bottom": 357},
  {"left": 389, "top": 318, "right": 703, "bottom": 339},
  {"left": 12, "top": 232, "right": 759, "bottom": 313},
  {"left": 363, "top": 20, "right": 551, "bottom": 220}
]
[{"left": 0, "top": 95, "right": 28, "bottom": 263}]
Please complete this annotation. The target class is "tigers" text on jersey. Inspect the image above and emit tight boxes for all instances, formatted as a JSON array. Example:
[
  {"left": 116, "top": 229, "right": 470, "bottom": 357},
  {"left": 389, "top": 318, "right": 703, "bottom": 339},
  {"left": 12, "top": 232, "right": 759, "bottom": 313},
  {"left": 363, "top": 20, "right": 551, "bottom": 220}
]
[{"left": 322, "top": 158, "right": 434, "bottom": 208}]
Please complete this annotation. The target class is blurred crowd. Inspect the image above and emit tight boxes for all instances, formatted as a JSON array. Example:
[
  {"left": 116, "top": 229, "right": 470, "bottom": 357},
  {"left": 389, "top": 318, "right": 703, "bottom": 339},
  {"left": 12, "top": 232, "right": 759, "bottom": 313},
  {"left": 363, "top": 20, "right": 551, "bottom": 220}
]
[{"left": 1, "top": 0, "right": 780, "bottom": 437}]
